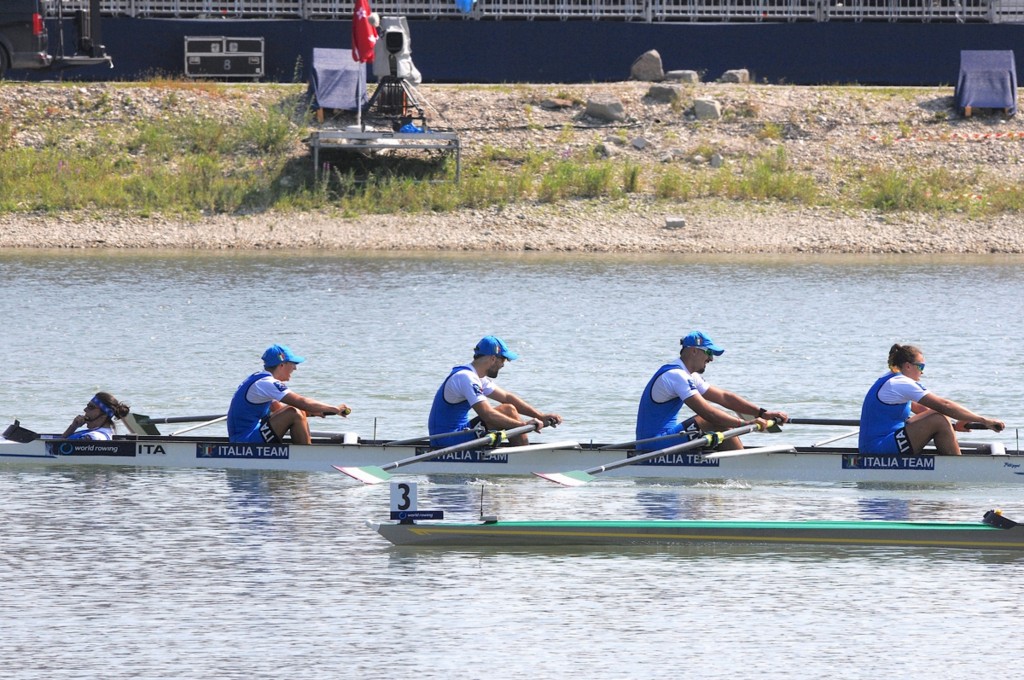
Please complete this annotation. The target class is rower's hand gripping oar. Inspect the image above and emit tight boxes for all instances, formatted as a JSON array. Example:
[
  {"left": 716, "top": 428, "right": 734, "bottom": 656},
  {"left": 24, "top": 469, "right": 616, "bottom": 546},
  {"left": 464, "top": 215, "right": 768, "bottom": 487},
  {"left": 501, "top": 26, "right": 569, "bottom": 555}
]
[
  {"left": 334, "top": 422, "right": 540, "bottom": 485},
  {"left": 535, "top": 421, "right": 772, "bottom": 487}
]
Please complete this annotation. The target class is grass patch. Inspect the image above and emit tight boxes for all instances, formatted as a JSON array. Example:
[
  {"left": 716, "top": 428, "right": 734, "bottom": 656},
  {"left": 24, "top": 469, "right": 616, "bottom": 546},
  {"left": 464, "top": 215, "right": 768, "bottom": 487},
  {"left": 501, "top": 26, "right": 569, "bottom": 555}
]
[{"left": 2, "top": 80, "right": 1023, "bottom": 220}]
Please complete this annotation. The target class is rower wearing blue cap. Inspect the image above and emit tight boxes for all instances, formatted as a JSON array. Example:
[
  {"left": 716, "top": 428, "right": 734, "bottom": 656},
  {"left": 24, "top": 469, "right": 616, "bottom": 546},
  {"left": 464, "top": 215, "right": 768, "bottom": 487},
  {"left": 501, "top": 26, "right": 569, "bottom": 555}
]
[
  {"left": 227, "top": 344, "right": 351, "bottom": 444},
  {"left": 428, "top": 335, "right": 563, "bottom": 448},
  {"left": 634, "top": 331, "right": 789, "bottom": 451}
]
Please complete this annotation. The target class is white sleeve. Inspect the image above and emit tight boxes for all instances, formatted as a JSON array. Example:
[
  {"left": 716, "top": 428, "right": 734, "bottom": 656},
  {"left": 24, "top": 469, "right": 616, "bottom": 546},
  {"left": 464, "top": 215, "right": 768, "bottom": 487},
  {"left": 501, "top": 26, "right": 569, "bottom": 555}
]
[
  {"left": 652, "top": 369, "right": 708, "bottom": 403},
  {"left": 878, "top": 375, "right": 928, "bottom": 404},
  {"left": 444, "top": 371, "right": 491, "bottom": 406},
  {"left": 246, "top": 376, "right": 291, "bottom": 404}
]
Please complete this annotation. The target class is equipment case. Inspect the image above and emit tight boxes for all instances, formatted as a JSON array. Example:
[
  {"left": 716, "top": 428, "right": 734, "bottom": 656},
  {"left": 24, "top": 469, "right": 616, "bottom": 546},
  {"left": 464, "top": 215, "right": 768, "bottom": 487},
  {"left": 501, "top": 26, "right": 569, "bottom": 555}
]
[{"left": 184, "top": 36, "right": 264, "bottom": 79}]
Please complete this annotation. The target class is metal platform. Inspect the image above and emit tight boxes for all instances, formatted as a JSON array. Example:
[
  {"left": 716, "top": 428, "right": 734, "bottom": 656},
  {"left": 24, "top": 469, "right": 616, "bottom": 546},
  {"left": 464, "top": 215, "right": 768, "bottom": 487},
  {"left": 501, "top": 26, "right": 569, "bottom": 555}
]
[{"left": 309, "top": 129, "right": 461, "bottom": 181}]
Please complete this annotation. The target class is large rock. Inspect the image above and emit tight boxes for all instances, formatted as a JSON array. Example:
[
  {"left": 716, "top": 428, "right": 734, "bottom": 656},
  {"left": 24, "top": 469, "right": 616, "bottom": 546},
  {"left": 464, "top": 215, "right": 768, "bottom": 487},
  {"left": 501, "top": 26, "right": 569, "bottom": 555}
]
[
  {"left": 585, "top": 97, "right": 626, "bottom": 122},
  {"left": 630, "top": 50, "right": 664, "bottom": 82},
  {"left": 646, "top": 84, "right": 683, "bottom": 104},
  {"left": 665, "top": 70, "right": 700, "bottom": 84},
  {"left": 720, "top": 69, "right": 750, "bottom": 84},
  {"left": 693, "top": 98, "right": 722, "bottom": 120}
]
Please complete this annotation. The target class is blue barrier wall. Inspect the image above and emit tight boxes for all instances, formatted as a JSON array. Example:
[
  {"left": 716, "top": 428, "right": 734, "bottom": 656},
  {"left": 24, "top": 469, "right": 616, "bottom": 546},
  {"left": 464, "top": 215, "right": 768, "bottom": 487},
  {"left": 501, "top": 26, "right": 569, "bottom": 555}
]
[{"left": 23, "top": 19, "right": 1024, "bottom": 85}]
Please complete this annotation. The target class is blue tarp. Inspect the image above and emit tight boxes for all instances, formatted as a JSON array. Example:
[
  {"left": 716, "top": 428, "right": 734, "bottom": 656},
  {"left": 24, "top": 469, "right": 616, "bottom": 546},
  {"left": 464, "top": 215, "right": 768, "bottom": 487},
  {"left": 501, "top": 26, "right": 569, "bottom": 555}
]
[
  {"left": 309, "top": 48, "right": 367, "bottom": 111},
  {"left": 955, "top": 50, "right": 1017, "bottom": 116}
]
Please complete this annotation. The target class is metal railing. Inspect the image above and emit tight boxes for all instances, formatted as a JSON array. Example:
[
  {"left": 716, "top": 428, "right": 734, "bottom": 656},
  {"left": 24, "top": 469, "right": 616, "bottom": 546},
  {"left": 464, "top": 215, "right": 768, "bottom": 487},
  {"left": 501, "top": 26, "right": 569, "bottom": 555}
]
[{"left": 44, "top": 0, "right": 1024, "bottom": 22}]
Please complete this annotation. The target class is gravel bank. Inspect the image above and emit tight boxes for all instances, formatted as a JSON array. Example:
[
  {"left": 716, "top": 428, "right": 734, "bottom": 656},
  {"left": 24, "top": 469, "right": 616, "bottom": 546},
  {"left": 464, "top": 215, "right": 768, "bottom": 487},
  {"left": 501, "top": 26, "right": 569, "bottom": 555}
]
[
  {"left": 3, "top": 203, "right": 1024, "bottom": 253},
  {"left": 3, "top": 81, "right": 1024, "bottom": 254}
]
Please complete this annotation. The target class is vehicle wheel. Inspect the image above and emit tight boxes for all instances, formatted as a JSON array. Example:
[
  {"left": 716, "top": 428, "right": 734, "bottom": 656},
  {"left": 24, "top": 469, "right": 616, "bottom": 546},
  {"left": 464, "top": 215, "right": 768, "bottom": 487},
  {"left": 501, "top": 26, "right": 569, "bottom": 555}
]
[{"left": 0, "top": 48, "right": 9, "bottom": 80}]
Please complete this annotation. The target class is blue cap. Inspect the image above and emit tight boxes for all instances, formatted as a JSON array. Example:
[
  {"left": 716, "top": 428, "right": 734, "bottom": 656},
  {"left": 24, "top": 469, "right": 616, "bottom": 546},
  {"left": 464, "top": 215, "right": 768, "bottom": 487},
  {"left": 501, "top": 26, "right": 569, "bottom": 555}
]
[
  {"left": 262, "top": 344, "right": 306, "bottom": 368},
  {"left": 474, "top": 335, "right": 519, "bottom": 361},
  {"left": 681, "top": 331, "right": 724, "bottom": 356}
]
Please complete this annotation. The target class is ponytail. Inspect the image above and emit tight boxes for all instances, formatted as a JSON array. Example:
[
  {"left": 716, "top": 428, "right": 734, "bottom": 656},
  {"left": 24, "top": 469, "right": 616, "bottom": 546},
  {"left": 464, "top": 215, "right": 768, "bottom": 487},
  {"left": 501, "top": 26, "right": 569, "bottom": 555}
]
[{"left": 887, "top": 344, "right": 920, "bottom": 369}]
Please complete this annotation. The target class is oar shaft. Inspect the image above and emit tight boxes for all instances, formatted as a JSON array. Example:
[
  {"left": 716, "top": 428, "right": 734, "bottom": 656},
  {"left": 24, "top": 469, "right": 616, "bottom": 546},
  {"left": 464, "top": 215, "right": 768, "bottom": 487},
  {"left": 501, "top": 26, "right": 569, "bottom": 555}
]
[
  {"left": 142, "top": 410, "right": 342, "bottom": 426},
  {"left": 584, "top": 422, "right": 762, "bottom": 476},
  {"left": 382, "top": 423, "right": 538, "bottom": 472},
  {"left": 386, "top": 428, "right": 477, "bottom": 447},
  {"left": 599, "top": 431, "right": 690, "bottom": 451},
  {"left": 791, "top": 418, "right": 995, "bottom": 430},
  {"left": 789, "top": 418, "right": 860, "bottom": 427},
  {"left": 170, "top": 416, "right": 228, "bottom": 436},
  {"left": 141, "top": 414, "right": 226, "bottom": 425}
]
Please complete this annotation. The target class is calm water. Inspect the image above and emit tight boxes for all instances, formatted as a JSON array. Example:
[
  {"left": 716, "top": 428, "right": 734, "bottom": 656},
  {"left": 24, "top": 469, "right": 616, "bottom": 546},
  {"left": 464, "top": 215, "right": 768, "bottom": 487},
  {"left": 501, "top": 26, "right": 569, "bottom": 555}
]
[{"left": 2, "top": 250, "right": 1023, "bottom": 678}]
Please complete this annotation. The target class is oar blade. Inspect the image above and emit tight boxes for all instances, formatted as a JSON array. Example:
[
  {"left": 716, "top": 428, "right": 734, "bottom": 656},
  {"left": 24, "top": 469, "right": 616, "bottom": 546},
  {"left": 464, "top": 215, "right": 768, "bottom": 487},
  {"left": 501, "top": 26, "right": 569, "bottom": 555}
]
[
  {"left": 333, "top": 465, "right": 392, "bottom": 485},
  {"left": 533, "top": 470, "right": 595, "bottom": 487}
]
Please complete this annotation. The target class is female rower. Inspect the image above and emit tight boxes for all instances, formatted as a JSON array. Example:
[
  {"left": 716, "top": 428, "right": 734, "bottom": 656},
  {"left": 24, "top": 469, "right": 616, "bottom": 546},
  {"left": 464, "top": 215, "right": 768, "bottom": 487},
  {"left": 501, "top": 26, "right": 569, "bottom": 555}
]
[
  {"left": 859, "top": 344, "right": 1004, "bottom": 456},
  {"left": 62, "top": 392, "right": 131, "bottom": 440}
]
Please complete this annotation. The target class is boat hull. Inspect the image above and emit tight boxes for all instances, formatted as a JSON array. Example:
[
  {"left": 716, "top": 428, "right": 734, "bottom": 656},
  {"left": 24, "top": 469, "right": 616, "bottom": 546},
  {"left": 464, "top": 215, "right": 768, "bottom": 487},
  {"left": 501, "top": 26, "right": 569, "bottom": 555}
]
[
  {"left": 373, "top": 518, "right": 1024, "bottom": 550},
  {"left": 3, "top": 435, "right": 1024, "bottom": 484}
]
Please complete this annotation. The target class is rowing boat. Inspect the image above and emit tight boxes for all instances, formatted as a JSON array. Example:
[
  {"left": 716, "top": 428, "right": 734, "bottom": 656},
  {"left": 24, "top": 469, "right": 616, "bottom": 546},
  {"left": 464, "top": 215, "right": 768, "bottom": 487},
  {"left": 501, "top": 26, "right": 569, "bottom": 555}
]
[
  {"left": 372, "top": 510, "right": 1024, "bottom": 551},
  {"left": 2, "top": 431, "right": 1023, "bottom": 484}
]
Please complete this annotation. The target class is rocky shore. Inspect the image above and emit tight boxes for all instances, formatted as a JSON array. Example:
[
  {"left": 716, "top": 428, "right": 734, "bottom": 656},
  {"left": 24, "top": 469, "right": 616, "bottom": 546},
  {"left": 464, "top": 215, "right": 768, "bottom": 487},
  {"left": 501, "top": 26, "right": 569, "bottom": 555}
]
[
  {"left": 4, "top": 202, "right": 1024, "bottom": 254},
  {"left": 3, "top": 80, "right": 1024, "bottom": 254}
]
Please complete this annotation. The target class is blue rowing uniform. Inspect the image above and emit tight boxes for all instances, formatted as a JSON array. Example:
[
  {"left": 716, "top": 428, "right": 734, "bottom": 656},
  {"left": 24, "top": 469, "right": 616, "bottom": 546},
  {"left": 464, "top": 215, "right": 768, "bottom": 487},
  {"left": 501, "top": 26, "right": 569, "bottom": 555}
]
[
  {"left": 428, "top": 365, "right": 479, "bottom": 448},
  {"left": 635, "top": 364, "right": 699, "bottom": 451},
  {"left": 228, "top": 371, "right": 279, "bottom": 443},
  {"left": 859, "top": 372, "right": 914, "bottom": 454},
  {"left": 67, "top": 426, "right": 113, "bottom": 441}
]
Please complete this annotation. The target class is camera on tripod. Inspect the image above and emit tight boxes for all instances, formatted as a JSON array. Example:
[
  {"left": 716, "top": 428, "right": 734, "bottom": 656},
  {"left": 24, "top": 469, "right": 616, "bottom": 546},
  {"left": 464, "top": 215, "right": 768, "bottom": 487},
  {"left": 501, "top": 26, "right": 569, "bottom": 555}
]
[
  {"left": 364, "top": 16, "right": 425, "bottom": 130},
  {"left": 372, "top": 16, "right": 421, "bottom": 85}
]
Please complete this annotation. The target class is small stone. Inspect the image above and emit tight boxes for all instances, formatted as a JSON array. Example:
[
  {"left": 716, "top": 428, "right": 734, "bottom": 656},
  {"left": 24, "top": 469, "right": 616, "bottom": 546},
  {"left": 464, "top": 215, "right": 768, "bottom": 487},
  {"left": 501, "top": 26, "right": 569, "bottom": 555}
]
[
  {"left": 693, "top": 98, "right": 722, "bottom": 120},
  {"left": 630, "top": 50, "right": 664, "bottom": 82},
  {"left": 719, "top": 69, "right": 750, "bottom": 84},
  {"left": 539, "top": 98, "right": 574, "bottom": 110},
  {"left": 585, "top": 97, "right": 626, "bottom": 122},
  {"left": 665, "top": 70, "right": 700, "bottom": 84},
  {"left": 646, "top": 84, "right": 683, "bottom": 104}
]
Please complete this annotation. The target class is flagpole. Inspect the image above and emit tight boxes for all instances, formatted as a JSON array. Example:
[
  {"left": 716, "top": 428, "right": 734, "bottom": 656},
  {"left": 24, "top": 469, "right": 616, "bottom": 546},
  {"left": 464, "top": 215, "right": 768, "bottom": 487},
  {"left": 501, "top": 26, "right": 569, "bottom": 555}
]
[{"left": 352, "top": 0, "right": 377, "bottom": 132}]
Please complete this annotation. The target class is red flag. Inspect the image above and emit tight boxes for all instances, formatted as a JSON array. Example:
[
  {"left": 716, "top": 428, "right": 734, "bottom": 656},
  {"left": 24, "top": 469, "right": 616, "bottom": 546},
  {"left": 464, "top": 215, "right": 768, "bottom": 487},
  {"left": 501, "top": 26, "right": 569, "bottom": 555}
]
[{"left": 352, "top": 0, "right": 377, "bottom": 63}]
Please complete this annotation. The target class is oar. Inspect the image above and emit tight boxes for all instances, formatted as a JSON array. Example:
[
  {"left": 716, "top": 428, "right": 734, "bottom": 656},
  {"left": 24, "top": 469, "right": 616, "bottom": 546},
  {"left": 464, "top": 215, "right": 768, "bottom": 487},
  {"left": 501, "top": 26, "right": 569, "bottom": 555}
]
[
  {"left": 812, "top": 429, "right": 859, "bottom": 447},
  {"left": 136, "top": 413, "right": 227, "bottom": 425},
  {"left": 534, "top": 421, "right": 769, "bottom": 487},
  {"left": 125, "top": 413, "right": 226, "bottom": 436},
  {"left": 334, "top": 423, "right": 539, "bottom": 485},
  {"left": 170, "top": 415, "right": 228, "bottom": 436},
  {"left": 598, "top": 431, "right": 692, "bottom": 451},
  {"left": 137, "top": 408, "right": 350, "bottom": 427},
  {"left": 737, "top": 416, "right": 858, "bottom": 434},
  {"left": 789, "top": 418, "right": 860, "bottom": 426},
  {"left": 384, "top": 428, "right": 478, "bottom": 447},
  {"left": 764, "top": 418, "right": 992, "bottom": 430}
]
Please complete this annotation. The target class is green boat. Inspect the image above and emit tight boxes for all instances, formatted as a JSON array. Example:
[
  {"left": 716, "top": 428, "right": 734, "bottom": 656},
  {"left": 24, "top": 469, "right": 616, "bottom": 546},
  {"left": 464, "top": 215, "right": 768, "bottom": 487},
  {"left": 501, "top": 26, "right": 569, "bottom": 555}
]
[{"left": 372, "top": 510, "right": 1024, "bottom": 551}]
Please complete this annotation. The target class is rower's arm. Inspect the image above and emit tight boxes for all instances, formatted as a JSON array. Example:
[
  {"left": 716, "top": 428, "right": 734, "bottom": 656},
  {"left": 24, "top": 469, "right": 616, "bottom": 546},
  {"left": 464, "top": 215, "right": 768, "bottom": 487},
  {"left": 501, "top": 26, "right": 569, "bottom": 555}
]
[
  {"left": 471, "top": 398, "right": 533, "bottom": 430},
  {"left": 280, "top": 392, "right": 349, "bottom": 417},
  {"left": 685, "top": 390, "right": 747, "bottom": 428},
  {"left": 918, "top": 393, "right": 1003, "bottom": 431}
]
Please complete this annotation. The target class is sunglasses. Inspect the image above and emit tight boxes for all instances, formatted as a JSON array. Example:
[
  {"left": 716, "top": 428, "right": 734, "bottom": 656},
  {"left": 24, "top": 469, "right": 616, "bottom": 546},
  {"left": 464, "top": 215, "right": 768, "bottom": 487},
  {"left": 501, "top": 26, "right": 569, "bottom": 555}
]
[{"left": 909, "top": 362, "right": 925, "bottom": 372}]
